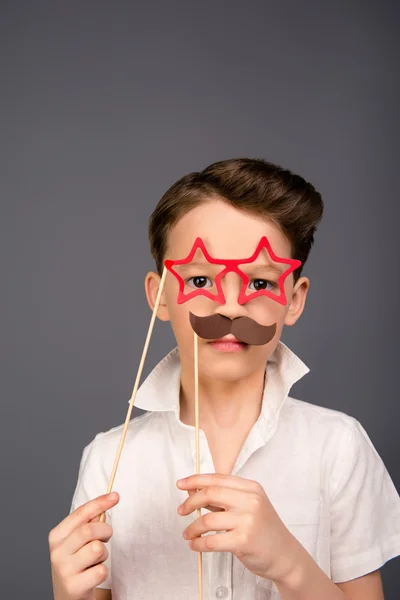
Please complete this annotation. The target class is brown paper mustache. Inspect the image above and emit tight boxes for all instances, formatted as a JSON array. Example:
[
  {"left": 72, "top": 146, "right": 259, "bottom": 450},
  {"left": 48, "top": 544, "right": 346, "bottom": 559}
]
[{"left": 189, "top": 312, "right": 277, "bottom": 346}]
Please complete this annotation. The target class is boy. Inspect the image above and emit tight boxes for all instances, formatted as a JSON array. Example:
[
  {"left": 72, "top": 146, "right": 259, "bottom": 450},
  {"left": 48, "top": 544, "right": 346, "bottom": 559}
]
[{"left": 49, "top": 158, "right": 400, "bottom": 600}]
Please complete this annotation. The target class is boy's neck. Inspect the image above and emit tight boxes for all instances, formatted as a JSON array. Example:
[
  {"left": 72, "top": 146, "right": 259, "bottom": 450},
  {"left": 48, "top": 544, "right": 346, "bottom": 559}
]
[{"left": 178, "top": 365, "right": 266, "bottom": 434}]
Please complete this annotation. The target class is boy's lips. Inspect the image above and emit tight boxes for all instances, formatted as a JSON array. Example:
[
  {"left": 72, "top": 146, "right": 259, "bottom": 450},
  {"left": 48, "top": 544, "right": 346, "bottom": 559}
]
[{"left": 207, "top": 334, "right": 248, "bottom": 352}]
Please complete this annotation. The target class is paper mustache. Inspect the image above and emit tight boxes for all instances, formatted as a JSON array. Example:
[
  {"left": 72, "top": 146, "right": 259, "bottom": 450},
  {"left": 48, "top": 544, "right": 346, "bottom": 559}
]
[{"left": 189, "top": 312, "right": 277, "bottom": 346}]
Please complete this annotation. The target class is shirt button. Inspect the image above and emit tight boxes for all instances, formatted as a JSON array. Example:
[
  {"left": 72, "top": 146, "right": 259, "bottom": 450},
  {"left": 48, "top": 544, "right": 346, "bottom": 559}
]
[{"left": 215, "top": 586, "right": 229, "bottom": 598}]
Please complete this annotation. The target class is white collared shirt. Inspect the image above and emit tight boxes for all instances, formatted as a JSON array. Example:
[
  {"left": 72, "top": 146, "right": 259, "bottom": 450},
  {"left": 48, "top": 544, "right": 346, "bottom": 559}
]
[{"left": 70, "top": 342, "right": 400, "bottom": 599}]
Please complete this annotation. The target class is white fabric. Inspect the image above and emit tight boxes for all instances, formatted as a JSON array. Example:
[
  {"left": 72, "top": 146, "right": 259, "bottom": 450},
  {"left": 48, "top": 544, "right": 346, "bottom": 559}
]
[{"left": 70, "top": 342, "right": 400, "bottom": 599}]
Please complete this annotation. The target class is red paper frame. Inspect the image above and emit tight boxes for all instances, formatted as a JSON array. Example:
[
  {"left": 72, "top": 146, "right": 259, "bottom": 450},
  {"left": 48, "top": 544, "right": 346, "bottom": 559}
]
[{"left": 164, "top": 237, "right": 302, "bottom": 306}]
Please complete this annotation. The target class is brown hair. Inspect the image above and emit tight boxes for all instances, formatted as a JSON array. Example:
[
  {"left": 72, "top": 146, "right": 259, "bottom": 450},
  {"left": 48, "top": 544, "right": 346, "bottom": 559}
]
[{"left": 148, "top": 158, "right": 323, "bottom": 282}]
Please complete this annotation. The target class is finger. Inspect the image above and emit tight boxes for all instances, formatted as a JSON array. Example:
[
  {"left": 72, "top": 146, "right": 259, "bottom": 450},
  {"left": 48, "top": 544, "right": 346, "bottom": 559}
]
[
  {"left": 49, "top": 493, "right": 119, "bottom": 548},
  {"left": 185, "top": 488, "right": 222, "bottom": 512},
  {"left": 183, "top": 510, "right": 240, "bottom": 540},
  {"left": 177, "top": 473, "right": 262, "bottom": 494},
  {"left": 73, "top": 537, "right": 109, "bottom": 573},
  {"left": 188, "top": 529, "right": 239, "bottom": 554},
  {"left": 56, "top": 535, "right": 110, "bottom": 580},
  {"left": 89, "top": 512, "right": 109, "bottom": 524},
  {"left": 64, "top": 521, "right": 113, "bottom": 556},
  {"left": 65, "top": 562, "right": 110, "bottom": 598},
  {"left": 180, "top": 486, "right": 251, "bottom": 515}
]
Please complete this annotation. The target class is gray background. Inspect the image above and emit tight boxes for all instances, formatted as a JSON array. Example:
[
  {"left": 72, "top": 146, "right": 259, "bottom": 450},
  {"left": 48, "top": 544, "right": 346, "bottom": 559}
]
[{"left": 1, "top": 1, "right": 399, "bottom": 597}]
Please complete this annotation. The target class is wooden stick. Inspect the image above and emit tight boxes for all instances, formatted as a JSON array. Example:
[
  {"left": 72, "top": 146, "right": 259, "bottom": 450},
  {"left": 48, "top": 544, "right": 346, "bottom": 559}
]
[
  {"left": 99, "top": 266, "right": 168, "bottom": 523},
  {"left": 194, "top": 331, "right": 203, "bottom": 599}
]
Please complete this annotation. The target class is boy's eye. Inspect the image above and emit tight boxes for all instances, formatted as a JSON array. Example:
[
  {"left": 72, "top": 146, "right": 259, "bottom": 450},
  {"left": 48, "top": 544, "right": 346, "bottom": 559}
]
[
  {"left": 187, "top": 276, "right": 213, "bottom": 289},
  {"left": 249, "top": 279, "right": 275, "bottom": 291}
]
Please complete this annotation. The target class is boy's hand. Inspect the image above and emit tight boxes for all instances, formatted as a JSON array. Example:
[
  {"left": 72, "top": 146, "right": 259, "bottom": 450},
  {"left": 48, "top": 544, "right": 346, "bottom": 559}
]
[
  {"left": 48, "top": 492, "right": 119, "bottom": 600},
  {"left": 176, "top": 473, "right": 301, "bottom": 584}
]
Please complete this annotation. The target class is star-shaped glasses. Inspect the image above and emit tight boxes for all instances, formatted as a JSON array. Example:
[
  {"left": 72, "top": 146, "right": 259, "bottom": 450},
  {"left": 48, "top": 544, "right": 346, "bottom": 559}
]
[{"left": 164, "top": 237, "right": 302, "bottom": 306}]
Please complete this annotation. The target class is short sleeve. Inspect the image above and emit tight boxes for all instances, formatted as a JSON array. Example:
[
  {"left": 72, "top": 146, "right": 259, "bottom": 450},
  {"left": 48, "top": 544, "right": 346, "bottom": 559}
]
[
  {"left": 329, "top": 418, "right": 400, "bottom": 583},
  {"left": 69, "top": 433, "right": 112, "bottom": 590}
]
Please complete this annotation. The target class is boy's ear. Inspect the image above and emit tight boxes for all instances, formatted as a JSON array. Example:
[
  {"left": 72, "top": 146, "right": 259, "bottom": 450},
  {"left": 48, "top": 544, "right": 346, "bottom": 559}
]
[
  {"left": 144, "top": 271, "right": 170, "bottom": 322},
  {"left": 284, "top": 276, "right": 310, "bottom": 326}
]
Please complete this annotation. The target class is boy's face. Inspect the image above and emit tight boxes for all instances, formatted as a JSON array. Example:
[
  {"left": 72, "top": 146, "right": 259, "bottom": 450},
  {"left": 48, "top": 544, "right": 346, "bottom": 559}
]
[{"left": 145, "top": 199, "right": 309, "bottom": 382}]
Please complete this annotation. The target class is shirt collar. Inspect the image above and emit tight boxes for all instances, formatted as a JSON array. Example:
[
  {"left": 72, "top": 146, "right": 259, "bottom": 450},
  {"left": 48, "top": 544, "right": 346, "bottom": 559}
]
[{"left": 133, "top": 341, "right": 309, "bottom": 436}]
